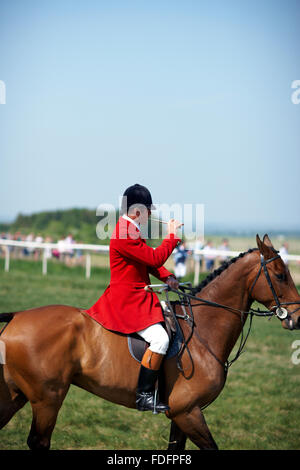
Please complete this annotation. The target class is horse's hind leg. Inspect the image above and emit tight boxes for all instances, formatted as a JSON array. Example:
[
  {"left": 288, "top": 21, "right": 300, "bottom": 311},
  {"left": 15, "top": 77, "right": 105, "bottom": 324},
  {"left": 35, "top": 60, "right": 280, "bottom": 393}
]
[
  {"left": 0, "top": 393, "right": 27, "bottom": 429},
  {"left": 27, "top": 397, "right": 65, "bottom": 450},
  {"left": 0, "top": 366, "right": 28, "bottom": 429},
  {"left": 173, "top": 406, "right": 218, "bottom": 450},
  {"left": 27, "top": 384, "right": 70, "bottom": 450},
  {"left": 168, "top": 421, "right": 187, "bottom": 451}
]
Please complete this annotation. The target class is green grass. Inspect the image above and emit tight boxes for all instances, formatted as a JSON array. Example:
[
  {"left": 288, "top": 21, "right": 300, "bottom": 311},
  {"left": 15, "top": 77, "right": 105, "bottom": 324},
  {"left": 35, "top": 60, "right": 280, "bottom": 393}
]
[{"left": 0, "top": 258, "right": 300, "bottom": 450}]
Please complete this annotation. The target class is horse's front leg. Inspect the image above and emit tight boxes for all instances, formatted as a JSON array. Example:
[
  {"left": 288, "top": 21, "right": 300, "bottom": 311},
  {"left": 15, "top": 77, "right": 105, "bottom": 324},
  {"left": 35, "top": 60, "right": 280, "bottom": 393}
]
[
  {"left": 172, "top": 406, "right": 218, "bottom": 450},
  {"left": 168, "top": 420, "right": 187, "bottom": 451}
]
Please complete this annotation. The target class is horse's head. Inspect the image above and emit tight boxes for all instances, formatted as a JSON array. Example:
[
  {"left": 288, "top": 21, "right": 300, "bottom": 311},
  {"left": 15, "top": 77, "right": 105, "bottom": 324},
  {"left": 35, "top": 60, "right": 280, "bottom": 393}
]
[{"left": 249, "top": 234, "right": 300, "bottom": 330}]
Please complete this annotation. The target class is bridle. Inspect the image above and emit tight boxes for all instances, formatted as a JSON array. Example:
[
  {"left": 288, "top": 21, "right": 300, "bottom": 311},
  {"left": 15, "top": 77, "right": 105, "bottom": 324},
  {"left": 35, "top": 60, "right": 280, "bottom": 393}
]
[
  {"left": 249, "top": 251, "right": 300, "bottom": 322},
  {"left": 166, "top": 250, "right": 300, "bottom": 325}
]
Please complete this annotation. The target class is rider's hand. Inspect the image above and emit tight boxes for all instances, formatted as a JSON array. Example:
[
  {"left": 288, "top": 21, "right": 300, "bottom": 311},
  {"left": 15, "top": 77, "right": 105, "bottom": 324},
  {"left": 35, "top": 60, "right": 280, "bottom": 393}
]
[
  {"left": 166, "top": 276, "right": 179, "bottom": 290},
  {"left": 167, "top": 218, "right": 183, "bottom": 236}
]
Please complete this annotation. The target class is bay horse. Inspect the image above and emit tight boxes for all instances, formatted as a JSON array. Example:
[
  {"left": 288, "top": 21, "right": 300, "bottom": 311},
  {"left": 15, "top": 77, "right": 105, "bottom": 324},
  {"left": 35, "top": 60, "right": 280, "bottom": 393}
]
[{"left": 0, "top": 234, "right": 300, "bottom": 450}]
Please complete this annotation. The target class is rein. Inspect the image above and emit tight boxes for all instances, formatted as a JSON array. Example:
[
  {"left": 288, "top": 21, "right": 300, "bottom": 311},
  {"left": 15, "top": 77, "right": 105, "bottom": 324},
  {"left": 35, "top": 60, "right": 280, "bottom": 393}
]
[{"left": 165, "top": 285, "right": 254, "bottom": 375}]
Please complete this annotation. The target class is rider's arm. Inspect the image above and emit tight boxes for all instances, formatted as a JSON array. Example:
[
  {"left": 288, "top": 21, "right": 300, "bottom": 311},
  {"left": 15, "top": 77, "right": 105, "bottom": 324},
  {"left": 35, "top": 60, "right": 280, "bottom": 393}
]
[
  {"left": 148, "top": 265, "right": 175, "bottom": 282},
  {"left": 116, "top": 234, "right": 181, "bottom": 269}
]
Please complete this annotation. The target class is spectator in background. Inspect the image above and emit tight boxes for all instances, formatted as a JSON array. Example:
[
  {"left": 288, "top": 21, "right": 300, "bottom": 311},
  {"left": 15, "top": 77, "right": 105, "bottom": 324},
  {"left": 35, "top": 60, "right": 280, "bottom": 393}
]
[
  {"left": 13, "top": 232, "right": 22, "bottom": 258},
  {"left": 44, "top": 236, "right": 53, "bottom": 259},
  {"left": 203, "top": 240, "right": 216, "bottom": 272},
  {"left": 35, "top": 234, "right": 43, "bottom": 244},
  {"left": 52, "top": 246, "right": 60, "bottom": 259},
  {"left": 0, "top": 232, "right": 7, "bottom": 256},
  {"left": 193, "top": 236, "right": 204, "bottom": 271},
  {"left": 279, "top": 242, "right": 289, "bottom": 266},
  {"left": 64, "top": 233, "right": 74, "bottom": 254},
  {"left": 6, "top": 233, "right": 13, "bottom": 253},
  {"left": 34, "top": 234, "right": 44, "bottom": 260},
  {"left": 173, "top": 241, "right": 190, "bottom": 281},
  {"left": 57, "top": 236, "right": 66, "bottom": 261},
  {"left": 218, "top": 238, "right": 230, "bottom": 264},
  {"left": 75, "top": 241, "right": 84, "bottom": 265},
  {"left": 64, "top": 233, "right": 75, "bottom": 266},
  {"left": 24, "top": 233, "right": 34, "bottom": 257},
  {"left": 193, "top": 236, "right": 205, "bottom": 285}
]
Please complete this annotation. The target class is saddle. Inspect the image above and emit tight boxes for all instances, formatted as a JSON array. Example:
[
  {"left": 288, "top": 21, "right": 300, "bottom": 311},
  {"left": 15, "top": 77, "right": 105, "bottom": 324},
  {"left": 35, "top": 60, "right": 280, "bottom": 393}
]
[{"left": 127, "top": 301, "right": 183, "bottom": 363}]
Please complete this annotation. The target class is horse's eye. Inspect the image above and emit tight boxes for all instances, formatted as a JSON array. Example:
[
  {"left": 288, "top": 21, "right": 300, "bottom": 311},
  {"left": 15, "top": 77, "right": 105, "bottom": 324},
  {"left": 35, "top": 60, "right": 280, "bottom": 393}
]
[{"left": 276, "top": 273, "right": 287, "bottom": 282}]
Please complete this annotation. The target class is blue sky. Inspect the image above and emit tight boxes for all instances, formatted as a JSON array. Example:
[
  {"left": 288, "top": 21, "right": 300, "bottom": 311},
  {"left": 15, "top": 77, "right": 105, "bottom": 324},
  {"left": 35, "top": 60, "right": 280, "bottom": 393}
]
[{"left": 0, "top": 0, "right": 299, "bottom": 231}]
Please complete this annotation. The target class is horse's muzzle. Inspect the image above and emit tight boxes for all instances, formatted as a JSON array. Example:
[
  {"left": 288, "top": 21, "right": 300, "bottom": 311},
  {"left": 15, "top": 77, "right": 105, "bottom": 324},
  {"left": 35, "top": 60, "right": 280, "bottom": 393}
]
[{"left": 282, "top": 316, "right": 300, "bottom": 330}]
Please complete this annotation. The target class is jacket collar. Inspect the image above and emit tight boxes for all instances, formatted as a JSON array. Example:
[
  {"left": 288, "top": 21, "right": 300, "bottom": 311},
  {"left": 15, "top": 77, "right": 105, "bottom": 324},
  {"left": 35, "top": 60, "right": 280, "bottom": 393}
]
[{"left": 122, "top": 214, "right": 140, "bottom": 232}]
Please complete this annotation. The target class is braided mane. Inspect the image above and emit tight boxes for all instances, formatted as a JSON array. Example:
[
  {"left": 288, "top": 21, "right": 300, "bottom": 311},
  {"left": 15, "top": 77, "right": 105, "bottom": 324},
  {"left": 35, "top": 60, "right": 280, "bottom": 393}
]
[{"left": 193, "top": 248, "right": 259, "bottom": 294}]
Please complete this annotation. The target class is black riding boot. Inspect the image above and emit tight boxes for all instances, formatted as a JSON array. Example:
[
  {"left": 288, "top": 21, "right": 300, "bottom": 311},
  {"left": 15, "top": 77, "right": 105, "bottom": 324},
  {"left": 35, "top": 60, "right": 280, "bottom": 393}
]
[{"left": 136, "top": 365, "right": 169, "bottom": 413}]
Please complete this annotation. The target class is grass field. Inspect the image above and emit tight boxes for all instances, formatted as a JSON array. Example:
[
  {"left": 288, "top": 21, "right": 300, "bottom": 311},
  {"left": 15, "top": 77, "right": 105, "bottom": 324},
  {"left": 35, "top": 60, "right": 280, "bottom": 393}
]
[{"left": 0, "top": 258, "right": 300, "bottom": 450}]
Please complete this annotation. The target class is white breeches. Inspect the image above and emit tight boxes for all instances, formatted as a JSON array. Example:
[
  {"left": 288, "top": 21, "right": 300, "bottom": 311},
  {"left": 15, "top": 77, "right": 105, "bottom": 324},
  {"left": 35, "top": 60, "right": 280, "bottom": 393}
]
[{"left": 137, "top": 323, "right": 169, "bottom": 355}]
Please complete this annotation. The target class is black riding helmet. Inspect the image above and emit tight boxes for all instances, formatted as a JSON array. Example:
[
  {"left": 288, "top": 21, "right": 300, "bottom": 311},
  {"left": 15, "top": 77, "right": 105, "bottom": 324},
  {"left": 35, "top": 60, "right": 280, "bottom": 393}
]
[{"left": 121, "top": 184, "right": 156, "bottom": 214}]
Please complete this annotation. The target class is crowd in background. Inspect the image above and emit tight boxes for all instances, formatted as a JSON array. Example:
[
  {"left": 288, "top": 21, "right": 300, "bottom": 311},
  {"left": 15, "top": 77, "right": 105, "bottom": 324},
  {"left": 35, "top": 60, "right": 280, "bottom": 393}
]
[
  {"left": 0, "top": 232, "right": 84, "bottom": 265},
  {"left": 173, "top": 238, "right": 291, "bottom": 281},
  {"left": 0, "top": 231, "right": 292, "bottom": 274},
  {"left": 173, "top": 238, "right": 232, "bottom": 280}
]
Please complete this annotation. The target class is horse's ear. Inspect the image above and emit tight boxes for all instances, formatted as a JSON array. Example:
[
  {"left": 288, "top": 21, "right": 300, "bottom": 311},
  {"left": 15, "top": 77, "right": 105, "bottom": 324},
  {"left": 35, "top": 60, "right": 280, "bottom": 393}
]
[
  {"left": 262, "top": 234, "right": 274, "bottom": 248},
  {"left": 256, "top": 234, "right": 274, "bottom": 259},
  {"left": 256, "top": 234, "right": 262, "bottom": 250}
]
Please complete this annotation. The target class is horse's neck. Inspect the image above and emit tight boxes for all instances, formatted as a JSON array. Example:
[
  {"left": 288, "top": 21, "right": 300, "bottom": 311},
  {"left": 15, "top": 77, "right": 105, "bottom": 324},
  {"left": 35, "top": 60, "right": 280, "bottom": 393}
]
[{"left": 194, "top": 258, "right": 253, "bottom": 363}]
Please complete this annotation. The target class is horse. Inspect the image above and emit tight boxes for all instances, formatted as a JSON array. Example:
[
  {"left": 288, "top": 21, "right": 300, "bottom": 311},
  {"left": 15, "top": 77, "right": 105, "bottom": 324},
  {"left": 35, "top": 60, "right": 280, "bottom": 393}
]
[{"left": 0, "top": 234, "right": 299, "bottom": 450}]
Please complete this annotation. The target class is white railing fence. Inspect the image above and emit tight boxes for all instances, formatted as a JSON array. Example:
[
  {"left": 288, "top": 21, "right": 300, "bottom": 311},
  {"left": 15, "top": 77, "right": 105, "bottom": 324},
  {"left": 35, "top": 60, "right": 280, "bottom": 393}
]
[
  {"left": 1, "top": 239, "right": 300, "bottom": 282},
  {"left": 0, "top": 239, "right": 109, "bottom": 279}
]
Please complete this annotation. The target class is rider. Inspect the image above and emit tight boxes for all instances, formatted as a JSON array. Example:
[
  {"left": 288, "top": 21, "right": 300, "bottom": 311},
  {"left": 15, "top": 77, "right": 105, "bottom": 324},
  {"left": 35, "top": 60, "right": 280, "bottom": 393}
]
[{"left": 86, "top": 184, "right": 182, "bottom": 413}]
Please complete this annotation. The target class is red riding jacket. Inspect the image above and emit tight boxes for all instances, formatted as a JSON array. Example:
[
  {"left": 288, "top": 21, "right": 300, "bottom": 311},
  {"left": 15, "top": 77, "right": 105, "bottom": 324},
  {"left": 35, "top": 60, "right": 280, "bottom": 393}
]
[{"left": 85, "top": 216, "right": 181, "bottom": 333}]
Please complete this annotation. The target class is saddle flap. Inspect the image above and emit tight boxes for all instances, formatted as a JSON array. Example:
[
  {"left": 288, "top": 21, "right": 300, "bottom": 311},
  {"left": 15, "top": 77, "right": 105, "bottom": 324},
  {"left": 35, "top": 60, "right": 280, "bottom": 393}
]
[
  {"left": 127, "top": 300, "right": 182, "bottom": 363},
  {"left": 160, "top": 300, "right": 177, "bottom": 336}
]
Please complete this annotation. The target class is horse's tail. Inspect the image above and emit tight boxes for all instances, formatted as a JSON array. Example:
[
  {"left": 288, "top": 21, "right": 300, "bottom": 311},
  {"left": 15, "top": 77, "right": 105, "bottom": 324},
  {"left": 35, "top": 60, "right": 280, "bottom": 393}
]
[{"left": 0, "top": 312, "right": 15, "bottom": 324}]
